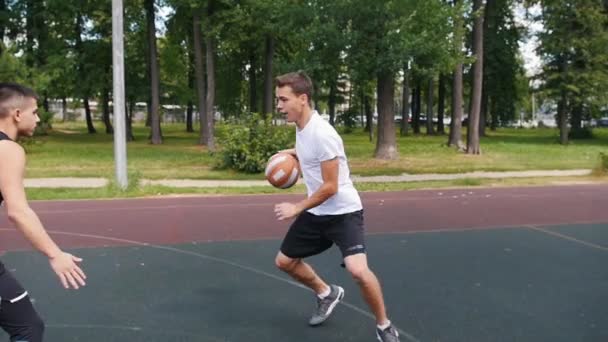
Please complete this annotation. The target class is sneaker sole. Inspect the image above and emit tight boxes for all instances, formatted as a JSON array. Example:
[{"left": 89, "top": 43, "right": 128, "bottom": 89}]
[{"left": 309, "top": 286, "right": 345, "bottom": 326}]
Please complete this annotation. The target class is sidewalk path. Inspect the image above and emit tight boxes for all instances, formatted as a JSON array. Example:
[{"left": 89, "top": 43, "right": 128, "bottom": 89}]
[{"left": 24, "top": 169, "right": 592, "bottom": 188}]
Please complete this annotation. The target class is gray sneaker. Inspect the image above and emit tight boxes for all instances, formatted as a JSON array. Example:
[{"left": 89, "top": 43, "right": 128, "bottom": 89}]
[
  {"left": 376, "top": 324, "right": 400, "bottom": 342},
  {"left": 308, "top": 284, "right": 345, "bottom": 326}
]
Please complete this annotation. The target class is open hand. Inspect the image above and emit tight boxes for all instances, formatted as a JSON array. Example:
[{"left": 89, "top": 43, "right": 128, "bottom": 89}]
[{"left": 49, "top": 252, "right": 87, "bottom": 289}]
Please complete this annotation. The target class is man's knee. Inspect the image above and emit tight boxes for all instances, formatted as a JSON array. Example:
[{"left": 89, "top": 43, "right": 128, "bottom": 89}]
[
  {"left": 344, "top": 254, "right": 371, "bottom": 282},
  {"left": 275, "top": 253, "right": 300, "bottom": 272},
  {"left": 346, "top": 263, "right": 370, "bottom": 282}
]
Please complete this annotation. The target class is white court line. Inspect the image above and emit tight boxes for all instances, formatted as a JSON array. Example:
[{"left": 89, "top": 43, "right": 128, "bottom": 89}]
[
  {"left": 4, "top": 229, "right": 420, "bottom": 342},
  {"left": 526, "top": 225, "right": 608, "bottom": 252}
]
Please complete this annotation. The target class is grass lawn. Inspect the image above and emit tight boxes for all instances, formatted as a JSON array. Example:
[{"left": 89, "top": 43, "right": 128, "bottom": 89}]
[
  {"left": 24, "top": 122, "right": 608, "bottom": 180},
  {"left": 17, "top": 122, "right": 608, "bottom": 200}
]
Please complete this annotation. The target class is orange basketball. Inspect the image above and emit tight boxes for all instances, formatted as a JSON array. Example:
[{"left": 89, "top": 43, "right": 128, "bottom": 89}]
[{"left": 265, "top": 152, "right": 300, "bottom": 189}]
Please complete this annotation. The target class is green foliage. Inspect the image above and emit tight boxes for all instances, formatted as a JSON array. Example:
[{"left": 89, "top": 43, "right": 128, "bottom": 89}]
[
  {"left": 34, "top": 110, "right": 54, "bottom": 136},
  {"left": 0, "top": 44, "right": 29, "bottom": 83},
  {"left": 337, "top": 108, "right": 360, "bottom": 134},
  {"left": 538, "top": 0, "right": 608, "bottom": 123},
  {"left": 600, "top": 152, "right": 608, "bottom": 172},
  {"left": 217, "top": 114, "right": 293, "bottom": 173}
]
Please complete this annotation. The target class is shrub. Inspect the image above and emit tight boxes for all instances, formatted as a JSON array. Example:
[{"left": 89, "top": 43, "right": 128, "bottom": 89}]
[
  {"left": 217, "top": 113, "right": 293, "bottom": 173},
  {"left": 568, "top": 127, "right": 593, "bottom": 140}
]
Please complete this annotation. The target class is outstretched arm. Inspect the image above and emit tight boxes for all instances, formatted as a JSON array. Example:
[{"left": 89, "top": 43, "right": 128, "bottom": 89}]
[{"left": 0, "top": 141, "right": 86, "bottom": 289}]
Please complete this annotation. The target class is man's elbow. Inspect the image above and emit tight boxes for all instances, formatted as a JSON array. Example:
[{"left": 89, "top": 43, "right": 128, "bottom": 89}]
[{"left": 326, "top": 183, "right": 339, "bottom": 196}]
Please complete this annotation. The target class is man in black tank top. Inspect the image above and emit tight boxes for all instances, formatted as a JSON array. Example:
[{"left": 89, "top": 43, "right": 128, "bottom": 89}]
[{"left": 0, "top": 83, "right": 87, "bottom": 341}]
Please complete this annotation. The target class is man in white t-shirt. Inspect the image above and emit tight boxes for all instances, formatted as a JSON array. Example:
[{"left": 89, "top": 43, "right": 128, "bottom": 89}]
[{"left": 273, "top": 71, "right": 400, "bottom": 342}]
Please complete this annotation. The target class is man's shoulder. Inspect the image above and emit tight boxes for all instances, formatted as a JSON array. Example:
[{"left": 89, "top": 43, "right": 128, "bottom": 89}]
[
  {"left": 0, "top": 139, "right": 24, "bottom": 152},
  {"left": 0, "top": 140, "right": 25, "bottom": 161}
]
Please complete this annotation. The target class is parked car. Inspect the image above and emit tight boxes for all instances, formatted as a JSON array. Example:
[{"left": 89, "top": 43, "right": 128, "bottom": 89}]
[{"left": 596, "top": 117, "right": 608, "bottom": 127}]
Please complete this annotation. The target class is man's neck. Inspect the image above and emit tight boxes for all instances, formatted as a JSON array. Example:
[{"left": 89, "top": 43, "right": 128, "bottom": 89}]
[
  {"left": 296, "top": 107, "right": 314, "bottom": 130},
  {"left": 0, "top": 123, "right": 18, "bottom": 140}
]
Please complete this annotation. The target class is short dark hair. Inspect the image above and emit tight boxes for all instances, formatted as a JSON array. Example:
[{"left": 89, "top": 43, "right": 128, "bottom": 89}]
[
  {"left": 0, "top": 83, "right": 38, "bottom": 118},
  {"left": 275, "top": 71, "right": 313, "bottom": 104}
]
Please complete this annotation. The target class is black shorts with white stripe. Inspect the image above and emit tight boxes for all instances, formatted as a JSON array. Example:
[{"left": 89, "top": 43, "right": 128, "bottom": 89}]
[{"left": 280, "top": 209, "right": 366, "bottom": 260}]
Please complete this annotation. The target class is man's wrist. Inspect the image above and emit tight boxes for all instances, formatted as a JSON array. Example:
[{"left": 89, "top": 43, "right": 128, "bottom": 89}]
[
  {"left": 46, "top": 248, "right": 62, "bottom": 259},
  {"left": 295, "top": 202, "right": 307, "bottom": 215}
]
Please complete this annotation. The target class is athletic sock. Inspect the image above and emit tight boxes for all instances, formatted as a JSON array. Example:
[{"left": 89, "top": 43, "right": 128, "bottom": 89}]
[
  {"left": 317, "top": 285, "right": 331, "bottom": 299},
  {"left": 377, "top": 320, "right": 391, "bottom": 331}
]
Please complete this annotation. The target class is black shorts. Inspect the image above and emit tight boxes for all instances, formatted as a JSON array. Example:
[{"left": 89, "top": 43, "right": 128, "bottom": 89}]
[{"left": 280, "top": 210, "right": 366, "bottom": 259}]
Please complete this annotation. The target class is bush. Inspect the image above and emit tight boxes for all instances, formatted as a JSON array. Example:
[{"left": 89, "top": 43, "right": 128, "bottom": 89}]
[
  {"left": 337, "top": 109, "right": 359, "bottom": 134},
  {"left": 217, "top": 113, "right": 293, "bottom": 173},
  {"left": 568, "top": 127, "right": 593, "bottom": 139},
  {"left": 599, "top": 152, "right": 608, "bottom": 173}
]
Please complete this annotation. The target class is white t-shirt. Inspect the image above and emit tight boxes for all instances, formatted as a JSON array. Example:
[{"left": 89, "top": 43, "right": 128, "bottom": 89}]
[{"left": 295, "top": 111, "right": 362, "bottom": 216}]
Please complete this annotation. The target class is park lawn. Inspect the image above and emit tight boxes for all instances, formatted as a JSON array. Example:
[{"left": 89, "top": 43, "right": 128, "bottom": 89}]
[{"left": 23, "top": 122, "right": 608, "bottom": 179}]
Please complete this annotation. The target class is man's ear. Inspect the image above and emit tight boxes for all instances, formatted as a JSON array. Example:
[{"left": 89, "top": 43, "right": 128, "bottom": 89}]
[{"left": 13, "top": 108, "right": 22, "bottom": 122}]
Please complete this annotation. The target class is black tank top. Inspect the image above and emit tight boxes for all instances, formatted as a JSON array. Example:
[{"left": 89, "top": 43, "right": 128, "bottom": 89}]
[{"left": 0, "top": 131, "right": 12, "bottom": 204}]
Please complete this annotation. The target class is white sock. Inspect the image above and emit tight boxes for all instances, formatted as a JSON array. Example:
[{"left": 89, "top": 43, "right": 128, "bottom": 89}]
[
  {"left": 377, "top": 320, "right": 391, "bottom": 331},
  {"left": 317, "top": 285, "right": 331, "bottom": 299}
]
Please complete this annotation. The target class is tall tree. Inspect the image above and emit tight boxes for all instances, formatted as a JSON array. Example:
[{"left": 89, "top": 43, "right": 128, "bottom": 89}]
[
  {"left": 426, "top": 77, "right": 436, "bottom": 135},
  {"left": 536, "top": 0, "right": 608, "bottom": 144},
  {"left": 484, "top": 0, "right": 522, "bottom": 130},
  {"left": 145, "top": 0, "right": 163, "bottom": 144},
  {"left": 400, "top": 68, "right": 411, "bottom": 136},
  {"left": 192, "top": 10, "right": 206, "bottom": 145},
  {"left": 437, "top": 74, "right": 447, "bottom": 134},
  {"left": 448, "top": 0, "right": 466, "bottom": 150},
  {"left": 467, "top": 0, "right": 484, "bottom": 154},
  {"left": 203, "top": 0, "right": 216, "bottom": 150}
]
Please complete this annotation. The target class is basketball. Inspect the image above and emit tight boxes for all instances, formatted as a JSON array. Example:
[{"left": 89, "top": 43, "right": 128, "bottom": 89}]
[{"left": 265, "top": 152, "right": 300, "bottom": 189}]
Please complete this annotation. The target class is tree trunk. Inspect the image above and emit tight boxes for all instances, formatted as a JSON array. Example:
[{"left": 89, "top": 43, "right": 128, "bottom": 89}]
[
  {"left": 426, "top": 77, "right": 435, "bottom": 135},
  {"left": 413, "top": 83, "right": 421, "bottom": 134},
  {"left": 126, "top": 101, "right": 134, "bottom": 141},
  {"left": 490, "top": 96, "right": 498, "bottom": 130},
  {"left": 146, "top": 0, "right": 162, "bottom": 144},
  {"left": 570, "top": 102, "right": 582, "bottom": 131},
  {"left": 193, "top": 12, "right": 206, "bottom": 145},
  {"left": 61, "top": 97, "right": 67, "bottom": 121},
  {"left": 101, "top": 88, "right": 114, "bottom": 134},
  {"left": 558, "top": 91, "right": 569, "bottom": 145},
  {"left": 186, "top": 100, "right": 194, "bottom": 132},
  {"left": 437, "top": 74, "right": 446, "bottom": 134},
  {"left": 449, "top": 0, "right": 465, "bottom": 149},
  {"left": 401, "top": 70, "right": 410, "bottom": 136},
  {"left": 480, "top": 89, "right": 488, "bottom": 136},
  {"left": 466, "top": 0, "right": 484, "bottom": 155},
  {"left": 186, "top": 46, "right": 195, "bottom": 132},
  {"left": 449, "top": 68, "right": 464, "bottom": 148},
  {"left": 83, "top": 97, "right": 96, "bottom": 134},
  {"left": 42, "top": 95, "right": 49, "bottom": 113},
  {"left": 364, "top": 93, "right": 373, "bottom": 142},
  {"left": 204, "top": 28, "right": 216, "bottom": 150},
  {"left": 186, "top": 17, "right": 195, "bottom": 132},
  {"left": 249, "top": 50, "right": 258, "bottom": 114},
  {"left": 262, "top": 35, "right": 274, "bottom": 116},
  {"left": 374, "top": 71, "right": 397, "bottom": 159},
  {"left": 328, "top": 81, "right": 337, "bottom": 126}
]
